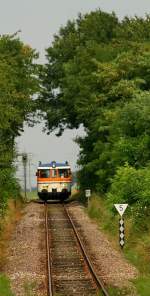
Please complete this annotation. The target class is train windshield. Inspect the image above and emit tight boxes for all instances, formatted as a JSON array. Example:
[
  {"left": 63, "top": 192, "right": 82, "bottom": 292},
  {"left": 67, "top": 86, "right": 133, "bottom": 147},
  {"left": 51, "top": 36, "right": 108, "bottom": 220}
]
[
  {"left": 58, "top": 169, "right": 71, "bottom": 178},
  {"left": 51, "top": 169, "right": 57, "bottom": 177},
  {"left": 39, "top": 169, "right": 50, "bottom": 178}
]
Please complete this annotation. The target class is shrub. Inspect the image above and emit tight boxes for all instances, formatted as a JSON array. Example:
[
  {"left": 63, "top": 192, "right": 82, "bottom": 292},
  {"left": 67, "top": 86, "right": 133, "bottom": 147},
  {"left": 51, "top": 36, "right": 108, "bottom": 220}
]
[
  {"left": 0, "top": 168, "right": 20, "bottom": 217},
  {"left": 107, "top": 164, "right": 150, "bottom": 212}
]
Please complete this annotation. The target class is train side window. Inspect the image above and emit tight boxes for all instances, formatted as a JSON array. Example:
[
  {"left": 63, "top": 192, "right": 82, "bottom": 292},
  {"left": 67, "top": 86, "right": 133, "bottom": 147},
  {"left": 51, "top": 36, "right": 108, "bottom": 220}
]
[
  {"left": 59, "top": 169, "right": 69, "bottom": 178},
  {"left": 51, "top": 169, "right": 57, "bottom": 178},
  {"left": 40, "top": 169, "right": 50, "bottom": 178}
]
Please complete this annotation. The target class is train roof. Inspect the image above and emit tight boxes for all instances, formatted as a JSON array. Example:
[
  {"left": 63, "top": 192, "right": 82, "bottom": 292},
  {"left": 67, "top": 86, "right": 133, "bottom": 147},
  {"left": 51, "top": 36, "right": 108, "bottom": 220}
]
[{"left": 38, "top": 161, "right": 71, "bottom": 169}]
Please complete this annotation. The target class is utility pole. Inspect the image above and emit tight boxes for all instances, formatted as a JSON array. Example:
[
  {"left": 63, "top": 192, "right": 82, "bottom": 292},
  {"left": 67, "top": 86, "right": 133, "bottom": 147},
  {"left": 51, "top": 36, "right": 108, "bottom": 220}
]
[
  {"left": 22, "top": 153, "right": 27, "bottom": 200},
  {"left": 28, "top": 154, "right": 32, "bottom": 193}
]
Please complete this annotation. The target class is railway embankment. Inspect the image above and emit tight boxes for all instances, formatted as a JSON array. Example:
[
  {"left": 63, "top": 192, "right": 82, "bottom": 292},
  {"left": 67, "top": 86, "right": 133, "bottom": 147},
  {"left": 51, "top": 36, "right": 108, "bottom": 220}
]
[{"left": 2, "top": 202, "right": 47, "bottom": 296}]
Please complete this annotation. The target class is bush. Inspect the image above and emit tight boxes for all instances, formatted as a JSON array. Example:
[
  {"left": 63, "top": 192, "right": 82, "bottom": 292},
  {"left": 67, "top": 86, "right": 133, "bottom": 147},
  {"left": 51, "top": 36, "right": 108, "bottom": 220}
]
[
  {"left": 0, "top": 168, "right": 20, "bottom": 217},
  {"left": 107, "top": 164, "right": 150, "bottom": 211}
]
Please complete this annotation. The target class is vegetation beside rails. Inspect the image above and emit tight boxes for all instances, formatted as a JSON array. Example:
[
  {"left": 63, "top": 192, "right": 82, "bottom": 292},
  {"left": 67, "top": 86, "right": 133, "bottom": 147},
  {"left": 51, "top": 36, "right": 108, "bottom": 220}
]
[
  {"left": 0, "top": 274, "right": 14, "bottom": 296},
  {"left": 86, "top": 194, "right": 150, "bottom": 296},
  {"left": 0, "top": 198, "right": 24, "bottom": 296},
  {"left": 23, "top": 280, "right": 37, "bottom": 296},
  {"left": 0, "top": 276, "right": 37, "bottom": 296},
  {"left": 21, "top": 189, "right": 38, "bottom": 202}
]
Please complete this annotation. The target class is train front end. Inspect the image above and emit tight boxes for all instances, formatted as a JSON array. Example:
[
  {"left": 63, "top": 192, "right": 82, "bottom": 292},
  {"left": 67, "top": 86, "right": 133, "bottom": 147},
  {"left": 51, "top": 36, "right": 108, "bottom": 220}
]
[{"left": 36, "top": 161, "right": 72, "bottom": 201}]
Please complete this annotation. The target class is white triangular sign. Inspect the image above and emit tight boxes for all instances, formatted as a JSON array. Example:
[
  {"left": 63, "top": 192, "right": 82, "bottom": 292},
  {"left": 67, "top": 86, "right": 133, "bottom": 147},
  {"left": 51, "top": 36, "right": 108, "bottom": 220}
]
[{"left": 114, "top": 204, "right": 128, "bottom": 216}]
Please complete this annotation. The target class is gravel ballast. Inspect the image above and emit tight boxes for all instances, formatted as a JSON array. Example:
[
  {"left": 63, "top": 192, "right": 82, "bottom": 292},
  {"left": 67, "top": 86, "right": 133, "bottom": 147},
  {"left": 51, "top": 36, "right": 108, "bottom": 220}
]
[{"left": 4, "top": 202, "right": 47, "bottom": 296}]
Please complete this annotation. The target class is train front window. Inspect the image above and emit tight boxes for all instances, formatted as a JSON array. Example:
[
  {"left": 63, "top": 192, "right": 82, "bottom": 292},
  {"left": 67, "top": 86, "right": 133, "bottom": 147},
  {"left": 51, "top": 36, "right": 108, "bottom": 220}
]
[
  {"left": 58, "top": 169, "right": 70, "bottom": 178},
  {"left": 40, "top": 169, "right": 50, "bottom": 178},
  {"left": 51, "top": 169, "right": 57, "bottom": 177}
]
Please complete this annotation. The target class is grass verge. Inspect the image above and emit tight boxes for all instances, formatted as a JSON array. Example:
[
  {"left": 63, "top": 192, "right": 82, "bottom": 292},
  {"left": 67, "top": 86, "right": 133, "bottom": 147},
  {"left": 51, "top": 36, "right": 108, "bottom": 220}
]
[
  {"left": 0, "top": 197, "right": 41, "bottom": 296},
  {"left": 0, "top": 198, "right": 24, "bottom": 278},
  {"left": 0, "top": 274, "right": 14, "bottom": 296},
  {"left": 86, "top": 194, "right": 150, "bottom": 296}
]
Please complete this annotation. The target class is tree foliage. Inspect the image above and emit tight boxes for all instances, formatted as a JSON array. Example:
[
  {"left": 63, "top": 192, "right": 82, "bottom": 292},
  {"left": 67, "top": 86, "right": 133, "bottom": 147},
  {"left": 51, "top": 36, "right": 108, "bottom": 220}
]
[
  {"left": 107, "top": 164, "right": 150, "bottom": 210},
  {"left": 40, "top": 10, "right": 119, "bottom": 133},
  {"left": 0, "top": 34, "right": 39, "bottom": 214},
  {"left": 41, "top": 10, "right": 150, "bottom": 209}
]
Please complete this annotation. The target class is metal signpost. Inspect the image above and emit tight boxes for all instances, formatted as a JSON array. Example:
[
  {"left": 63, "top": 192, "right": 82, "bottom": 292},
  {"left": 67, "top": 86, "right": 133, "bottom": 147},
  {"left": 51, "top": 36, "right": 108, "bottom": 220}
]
[
  {"left": 22, "top": 153, "right": 28, "bottom": 200},
  {"left": 114, "top": 204, "right": 128, "bottom": 248},
  {"left": 85, "top": 189, "right": 91, "bottom": 207}
]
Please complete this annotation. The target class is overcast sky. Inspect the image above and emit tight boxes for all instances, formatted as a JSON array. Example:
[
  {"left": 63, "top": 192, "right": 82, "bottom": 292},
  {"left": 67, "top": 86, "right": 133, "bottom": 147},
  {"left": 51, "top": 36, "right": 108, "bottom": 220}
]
[{"left": 1, "top": 0, "right": 150, "bottom": 187}]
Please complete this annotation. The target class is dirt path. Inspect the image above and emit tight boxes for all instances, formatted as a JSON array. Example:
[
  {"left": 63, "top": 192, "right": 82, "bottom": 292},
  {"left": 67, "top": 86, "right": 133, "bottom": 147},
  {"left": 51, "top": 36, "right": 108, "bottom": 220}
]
[{"left": 4, "top": 202, "right": 47, "bottom": 296}]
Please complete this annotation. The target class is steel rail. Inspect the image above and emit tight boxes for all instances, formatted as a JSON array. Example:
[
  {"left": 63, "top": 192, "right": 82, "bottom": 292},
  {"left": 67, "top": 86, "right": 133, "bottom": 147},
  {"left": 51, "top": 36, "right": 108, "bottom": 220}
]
[
  {"left": 64, "top": 205, "right": 110, "bottom": 296},
  {"left": 45, "top": 203, "right": 53, "bottom": 296}
]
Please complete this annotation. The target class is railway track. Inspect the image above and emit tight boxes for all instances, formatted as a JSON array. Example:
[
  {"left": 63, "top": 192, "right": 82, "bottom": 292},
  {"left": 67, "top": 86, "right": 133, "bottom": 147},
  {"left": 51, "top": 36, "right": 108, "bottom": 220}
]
[{"left": 45, "top": 203, "right": 110, "bottom": 296}]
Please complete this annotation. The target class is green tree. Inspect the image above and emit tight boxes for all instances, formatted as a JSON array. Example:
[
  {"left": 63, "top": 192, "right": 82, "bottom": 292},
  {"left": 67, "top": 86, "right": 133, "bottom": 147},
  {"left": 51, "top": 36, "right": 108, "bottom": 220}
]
[
  {"left": 41, "top": 10, "right": 150, "bottom": 198},
  {"left": 0, "top": 34, "right": 39, "bottom": 214},
  {"left": 40, "top": 10, "right": 119, "bottom": 134}
]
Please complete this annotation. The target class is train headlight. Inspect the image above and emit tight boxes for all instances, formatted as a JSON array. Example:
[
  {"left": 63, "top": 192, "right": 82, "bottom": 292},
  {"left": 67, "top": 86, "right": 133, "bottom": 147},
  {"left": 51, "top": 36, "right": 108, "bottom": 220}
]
[
  {"left": 42, "top": 185, "right": 48, "bottom": 190},
  {"left": 52, "top": 161, "right": 56, "bottom": 168}
]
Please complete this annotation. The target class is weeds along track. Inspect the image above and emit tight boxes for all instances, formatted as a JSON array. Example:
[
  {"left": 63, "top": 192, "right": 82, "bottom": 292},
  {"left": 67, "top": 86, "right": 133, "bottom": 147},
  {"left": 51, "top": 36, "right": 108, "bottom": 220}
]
[{"left": 45, "top": 203, "right": 109, "bottom": 296}]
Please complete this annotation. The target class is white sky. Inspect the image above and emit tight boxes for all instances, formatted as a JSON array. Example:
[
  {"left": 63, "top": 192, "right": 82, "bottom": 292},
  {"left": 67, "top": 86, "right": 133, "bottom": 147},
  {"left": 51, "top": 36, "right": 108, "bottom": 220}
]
[{"left": 0, "top": 0, "right": 150, "bottom": 187}]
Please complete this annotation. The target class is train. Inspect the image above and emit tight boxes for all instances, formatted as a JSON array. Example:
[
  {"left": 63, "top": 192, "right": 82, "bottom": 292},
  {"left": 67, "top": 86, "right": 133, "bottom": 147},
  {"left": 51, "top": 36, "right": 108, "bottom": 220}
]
[{"left": 36, "top": 161, "right": 72, "bottom": 201}]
